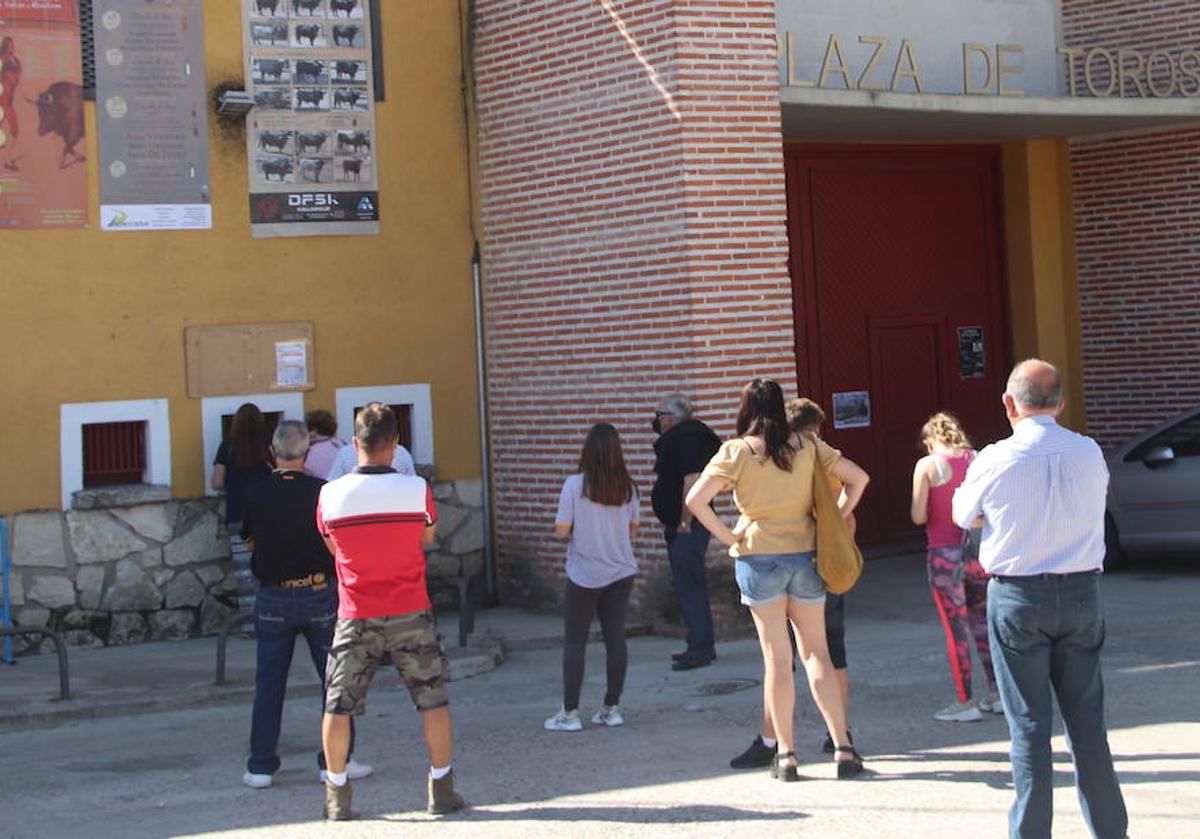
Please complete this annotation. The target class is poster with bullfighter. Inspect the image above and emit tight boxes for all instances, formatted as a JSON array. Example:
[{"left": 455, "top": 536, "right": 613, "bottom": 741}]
[
  {"left": 242, "top": 0, "right": 379, "bottom": 238},
  {"left": 0, "top": 0, "right": 86, "bottom": 229},
  {"left": 92, "top": 0, "right": 213, "bottom": 231}
]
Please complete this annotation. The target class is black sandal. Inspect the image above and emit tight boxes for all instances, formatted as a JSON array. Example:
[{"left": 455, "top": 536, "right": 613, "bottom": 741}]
[
  {"left": 835, "top": 745, "right": 864, "bottom": 779},
  {"left": 770, "top": 751, "right": 800, "bottom": 782}
]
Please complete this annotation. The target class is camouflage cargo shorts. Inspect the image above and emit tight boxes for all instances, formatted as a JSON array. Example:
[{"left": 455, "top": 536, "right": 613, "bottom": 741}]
[{"left": 324, "top": 609, "right": 450, "bottom": 715}]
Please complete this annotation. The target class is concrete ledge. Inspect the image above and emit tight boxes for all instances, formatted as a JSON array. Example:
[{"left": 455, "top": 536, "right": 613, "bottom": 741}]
[
  {"left": 781, "top": 87, "right": 1200, "bottom": 140},
  {"left": 0, "top": 636, "right": 502, "bottom": 731}
]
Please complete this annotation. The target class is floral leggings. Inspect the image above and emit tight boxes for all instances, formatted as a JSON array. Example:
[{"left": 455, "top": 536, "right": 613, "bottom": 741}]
[{"left": 927, "top": 540, "right": 996, "bottom": 702}]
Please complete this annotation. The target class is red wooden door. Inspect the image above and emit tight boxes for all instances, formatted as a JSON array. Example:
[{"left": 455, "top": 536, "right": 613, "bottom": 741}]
[{"left": 786, "top": 145, "right": 1011, "bottom": 545}]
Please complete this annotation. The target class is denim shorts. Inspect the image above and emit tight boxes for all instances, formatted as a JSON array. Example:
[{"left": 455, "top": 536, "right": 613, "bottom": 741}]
[{"left": 734, "top": 551, "right": 826, "bottom": 607}]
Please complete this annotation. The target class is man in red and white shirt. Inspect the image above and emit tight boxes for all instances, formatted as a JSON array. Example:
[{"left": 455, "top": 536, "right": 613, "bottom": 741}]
[{"left": 317, "top": 403, "right": 464, "bottom": 820}]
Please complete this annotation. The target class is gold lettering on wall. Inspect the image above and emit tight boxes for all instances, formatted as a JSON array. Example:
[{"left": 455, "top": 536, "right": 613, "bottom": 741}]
[
  {"left": 1147, "top": 50, "right": 1178, "bottom": 97},
  {"left": 1119, "top": 49, "right": 1149, "bottom": 98},
  {"left": 891, "top": 39, "right": 924, "bottom": 92},
  {"left": 1180, "top": 49, "right": 1200, "bottom": 97},
  {"left": 778, "top": 31, "right": 815, "bottom": 88},
  {"left": 858, "top": 35, "right": 890, "bottom": 91},
  {"left": 1085, "top": 48, "right": 1117, "bottom": 98},
  {"left": 818, "top": 34, "right": 855, "bottom": 89},
  {"left": 963, "top": 43, "right": 995, "bottom": 95},
  {"left": 997, "top": 44, "right": 1026, "bottom": 96},
  {"left": 774, "top": 31, "right": 1197, "bottom": 98},
  {"left": 1057, "top": 47, "right": 1085, "bottom": 97}
]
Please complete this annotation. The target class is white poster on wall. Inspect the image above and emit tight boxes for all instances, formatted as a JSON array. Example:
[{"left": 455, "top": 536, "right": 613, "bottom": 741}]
[{"left": 832, "top": 391, "right": 871, "bottom": 429}]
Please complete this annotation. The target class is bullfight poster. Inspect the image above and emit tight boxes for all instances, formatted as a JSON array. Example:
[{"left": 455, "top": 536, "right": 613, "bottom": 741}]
[
  {"left": 242, "top": 0, "right": 379, "bottom": 238},
  {"left": 93, "top": 0, "right": 212, "bottom": 231},
  {"left": 0, "top": 0, "right": 86, "bottom": 229}
]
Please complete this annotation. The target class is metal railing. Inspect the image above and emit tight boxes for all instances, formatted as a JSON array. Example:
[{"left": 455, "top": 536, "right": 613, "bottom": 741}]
[
  {"left": 2, "top": 519, "right": 12, "bottom": 664},
  {"left": 2, "top": 519, "right": 72, "bottom": 700},
  {"left": 0, "top": 626, "right": 71, "bottom": 701},
  {"left": 214, "top": 609, "right": 253, "bottom": 686},
  {"left": 214, "top": 567, "right": 479, "bottom": 687}
]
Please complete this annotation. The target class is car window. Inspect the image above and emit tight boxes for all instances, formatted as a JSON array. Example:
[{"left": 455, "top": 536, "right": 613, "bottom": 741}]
[{"left": 1126, "top": 414, "right": 1200, "bottom": 461}]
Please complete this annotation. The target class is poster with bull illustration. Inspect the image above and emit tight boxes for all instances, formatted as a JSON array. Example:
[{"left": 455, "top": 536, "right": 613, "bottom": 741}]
[
  {"left": 92, "top": 0, "right": 212, "bottom": 231},
  {"left": 243, "top": 0, "right": 378, "bottom": 237},
  {"left": 0, "top": 0, "right": 86, "bottom": 228}
]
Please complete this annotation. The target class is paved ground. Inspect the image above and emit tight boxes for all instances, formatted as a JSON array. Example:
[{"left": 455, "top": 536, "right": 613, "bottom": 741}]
[{"left": 1, "top": 554, "right": 1197, "bottom": 838}]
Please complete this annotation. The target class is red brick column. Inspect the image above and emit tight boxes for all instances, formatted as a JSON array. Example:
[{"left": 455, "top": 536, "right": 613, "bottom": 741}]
[
  {"left": 472, "top": 0, "right": 793, "bottom": 613},
  {"left": 1063, "top": 2, "right": 1200, "bottom": 447}
]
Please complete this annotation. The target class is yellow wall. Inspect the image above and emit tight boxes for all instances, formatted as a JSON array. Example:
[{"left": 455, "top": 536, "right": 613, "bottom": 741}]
[
  {"left": 0, "top": 0, "right": 479, "bottom": 513},
  {"left": 1001, "top": 138, "right": 1087, "bottom": 432}
]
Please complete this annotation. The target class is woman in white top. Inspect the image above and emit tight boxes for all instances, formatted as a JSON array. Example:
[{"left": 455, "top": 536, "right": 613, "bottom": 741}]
[{"left": 544, "top": 423, "right": 640, "bottom": 732}]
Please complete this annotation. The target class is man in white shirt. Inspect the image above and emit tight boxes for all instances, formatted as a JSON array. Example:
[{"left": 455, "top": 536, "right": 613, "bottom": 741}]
[
  {"left": 953, "top": 359, "right": 1126, "bottom": 839},
  {"left": 325, "top": 438, "right": 415, "bottom": 481}
]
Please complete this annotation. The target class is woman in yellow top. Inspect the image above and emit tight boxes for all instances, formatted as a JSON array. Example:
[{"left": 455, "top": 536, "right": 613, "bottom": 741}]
[{"left": 687, "top": 379, "right": 869, "bottom": 780}]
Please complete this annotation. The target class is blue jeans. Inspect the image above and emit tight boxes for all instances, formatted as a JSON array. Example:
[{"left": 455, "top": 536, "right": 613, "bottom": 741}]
[
  {"left": 666, "top": 523, "right": 714, "bottom": 657},
  {"left": 247, "top": 584, "right": 354, "bottom": 775},
  {"left": 988, "top": 574, "right": 1127, "bottom": 839}
]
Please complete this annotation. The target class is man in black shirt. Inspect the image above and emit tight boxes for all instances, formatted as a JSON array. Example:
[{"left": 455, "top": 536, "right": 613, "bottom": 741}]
[
  {"left": 651, "top": 393, "right": 721, "bottom": 671},
  {"left": 240, "top": 420, "right": 370, "bottom": 789}
]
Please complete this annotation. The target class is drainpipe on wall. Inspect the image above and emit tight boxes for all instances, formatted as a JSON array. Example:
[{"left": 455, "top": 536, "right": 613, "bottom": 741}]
[{"left": 472, "top": 242, "right": 496, "bottom": 600}]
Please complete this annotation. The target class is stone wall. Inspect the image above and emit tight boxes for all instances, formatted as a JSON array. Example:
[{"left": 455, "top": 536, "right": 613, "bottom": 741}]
[{"left": 3, "top": 479, "right": 486, "bottom": 655}]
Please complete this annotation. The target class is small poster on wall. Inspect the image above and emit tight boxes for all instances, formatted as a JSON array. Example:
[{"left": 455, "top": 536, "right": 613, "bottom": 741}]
[
  {"left": 241, "top": 0, "right": 380, "bottom": 238},
  {"left": 92, "top": 0, "right": 213, "bottom": 231},
  {"left": 957, "top": 326, "right": 986, "bottom": 379},
  {"left": 274, "top": 340, "right": 309, "bottom": 387},
  {"left": 0, "top": 0, "right": 87, "bottom": 228},
  {"left": 832, "top": 391, "right": 871, "bottom": 429}
]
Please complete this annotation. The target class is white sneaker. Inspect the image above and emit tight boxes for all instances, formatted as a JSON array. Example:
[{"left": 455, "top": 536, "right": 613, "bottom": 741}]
[
  {"left": 978, "top": 691, "right": 1004, "bottom": 714},
  {"left": 591, "top": 705, "right": 624, "bottom": 727},
  {"left": 934, "top": 700, "right": 983, "bottom": 722},
  {"left": 544, "top": 707, "right": 582, "bottom": 731},
  {"left": 319, "top": 758, "right": 374, "bottom": 783},
  {"left": 242, "top": 771, "right": 272, "bottom": 789}
]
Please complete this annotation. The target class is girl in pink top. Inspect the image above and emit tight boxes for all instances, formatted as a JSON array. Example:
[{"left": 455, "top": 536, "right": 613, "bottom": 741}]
[{"left": 911, "top": 412, "right": 998, "bottom": 723}]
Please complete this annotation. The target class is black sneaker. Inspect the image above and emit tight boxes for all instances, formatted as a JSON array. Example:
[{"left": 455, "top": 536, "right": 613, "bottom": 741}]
[
  {"left": 671, "top": 652, "right": 714, "bottom": 672},
  {"left": 822, "top": 728, "right": 854, "bottom": 755},
  {"left": 671, "top": 650, "right": 716, "bottom": 662},
  {"left": 730, "top": 736, "right": 776, "bottom": 769}
]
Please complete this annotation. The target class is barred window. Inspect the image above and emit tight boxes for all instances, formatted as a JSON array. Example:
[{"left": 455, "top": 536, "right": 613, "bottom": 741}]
[{"left": 82, "top": 420, "right": 147, "bottom": 487}]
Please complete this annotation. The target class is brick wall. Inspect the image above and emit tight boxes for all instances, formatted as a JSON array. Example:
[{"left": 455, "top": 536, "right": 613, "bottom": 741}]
[
  {"left": 1063, "top": 1, "right": 1200, "bottom": 448},
  {"left": 472, "top": 0, "right": 794, "bottom": 622}
]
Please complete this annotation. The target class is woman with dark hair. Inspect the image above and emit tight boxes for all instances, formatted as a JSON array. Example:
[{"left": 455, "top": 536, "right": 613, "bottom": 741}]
[
  {"left": 687, "top": 379, "right": 870, "bottom": 780},
  {"left": 545, "top": 423, "right": 641, "bottom": 731},
  {"left": 212, "top": 403, "right": 274, "bottom": 621}
]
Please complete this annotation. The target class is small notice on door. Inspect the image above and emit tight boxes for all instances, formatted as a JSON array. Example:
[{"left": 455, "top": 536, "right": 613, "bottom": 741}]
[
  {"left": 832, "top": 391, "right": 871, "bottom": 430},
  {"left": 274, "top": 340, "right": 309, "bottom": 388},
  {"left": 957, "top": 326, "right": 986, "bottom": 379}
]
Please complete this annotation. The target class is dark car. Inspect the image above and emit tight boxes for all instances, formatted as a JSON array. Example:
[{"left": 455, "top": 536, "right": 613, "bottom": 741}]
[{"left": 1105, "top": 405, "right": 1200, "bottom": 565}]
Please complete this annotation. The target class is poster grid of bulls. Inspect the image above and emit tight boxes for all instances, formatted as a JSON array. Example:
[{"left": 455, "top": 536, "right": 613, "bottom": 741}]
[
  {"left": 0, "top": 0, "right": 86, "bottom": 229},
  {"left": 242, "top": 0, "right": 379, "bottom": 238},
  {"left": 92, "top": 0, "right": 212, "bottom": 231}
]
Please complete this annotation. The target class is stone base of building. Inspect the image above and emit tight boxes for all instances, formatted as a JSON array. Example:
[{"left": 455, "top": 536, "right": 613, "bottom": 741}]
[{"left": 3, "top": 479, "right": 486, "bottom": 656}]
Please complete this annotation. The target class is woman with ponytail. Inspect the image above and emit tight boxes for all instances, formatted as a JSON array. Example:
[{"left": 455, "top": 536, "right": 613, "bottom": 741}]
[
  {"left": 686, "top": 379, "right": 869, "bottom": 781},
  {"left": 911, "top": 412, "right": 998, "bottom": 722}
]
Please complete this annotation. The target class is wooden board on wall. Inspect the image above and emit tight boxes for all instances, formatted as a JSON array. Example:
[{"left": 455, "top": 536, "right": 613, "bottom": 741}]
[{"left": 185, "top": 322, "right": 315, "bottom": 398}]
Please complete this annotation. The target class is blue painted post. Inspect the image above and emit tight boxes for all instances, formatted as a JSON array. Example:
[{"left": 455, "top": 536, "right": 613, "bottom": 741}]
[{"left": 1, "top": 519, "right": 12, "bottom": 664}]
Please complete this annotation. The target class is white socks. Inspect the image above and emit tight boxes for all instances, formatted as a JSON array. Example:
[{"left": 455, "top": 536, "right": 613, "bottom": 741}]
[
  {"left": 430, "top": 764, "right": 453, "bottom": 780},
  {"left": 762, "top": 736, "right": 778, "bottom": 749},
  {"left": 326, "top": 770, "right": 348, "bottom": 787}
]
